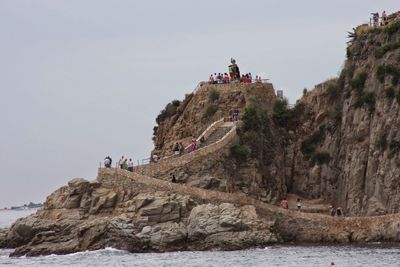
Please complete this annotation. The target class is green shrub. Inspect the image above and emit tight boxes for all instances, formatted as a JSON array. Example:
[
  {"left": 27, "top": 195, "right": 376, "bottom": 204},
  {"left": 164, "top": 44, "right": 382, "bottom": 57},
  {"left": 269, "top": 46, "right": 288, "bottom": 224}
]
[
  {"left": 368, "top": 27, "right": 383, "bottom": 34},
  {"left": 271, "top": 99, "right": 304, "bottom": 129},
  {"left": 209, "top": 88, "right": 220, "bottom": 102},
  {"left": 272, "top": 99, "right": 290, "bottom": 127},
  {"left": 327, "top": 84, "right": 340, "bottom": 98},
  {"left": 396, "top": 93, "right": 400, "bottom": 105},
  {"left": 353, "top": 92, "right": 375, "bottom": 111},
  {"left": 384, "top": 19, "right": 400, "bottom": 35},
  {"left": 230, "top": 144, "right": 251, "bottom": 162},
  {"left": 203, "top": 104, "right": 217, "bottom": 118},
  {"left": 240, "top": 130, "right": 263, "bottom": 158},
  {"left": 377, "top": 64, "right": 400, "bottom": 85},
  {"left": 390, "top": 140, "right": 400, "bottom": 155},
  {"left": 300, "top": 126, "right": 326, "bottom": 156},
  {"left": 375, "top": 41, "right": 400, "bottom": 58},
  {"left": 311, "top": 151, "right": 331, "bottom": 165},
  {"left": 156, "top": 100, "right": 181, "bottom": 124},
  {"left": 242, "top": 104, "right": 261, "bottom": 131},
  {"left": 345, "top": 64, "right": 355, "bottom": 80},
  {"left": 349, "top": 72, "right": 367, "bottom": 94},
  {"left": 385, "top": 87, "right": 395, "bottom": 99},
  {"left": 330, "top": 109, "right": 342, "bottom": 124}
]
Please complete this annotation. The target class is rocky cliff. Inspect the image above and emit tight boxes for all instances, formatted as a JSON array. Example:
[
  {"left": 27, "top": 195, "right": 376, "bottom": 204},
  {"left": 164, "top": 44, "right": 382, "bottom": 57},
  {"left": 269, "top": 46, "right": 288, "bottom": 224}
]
[
  {"left": 151, "top": 20, "right": 400, "bottom": 216},
  {"left": 283, "top": 21, "right": 400, "bottom": 216},
  {"left": 3, "top": 169, "right": 400, "bottom": 256}
]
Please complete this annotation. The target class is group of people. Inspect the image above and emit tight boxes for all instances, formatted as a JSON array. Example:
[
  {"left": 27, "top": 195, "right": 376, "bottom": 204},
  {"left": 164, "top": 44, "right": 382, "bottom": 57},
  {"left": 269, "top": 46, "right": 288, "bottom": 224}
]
[
  {"left": 280, "top": 197, "right": 344, "bottom": 216},
  {"left": 370, "top": 10, "right": 400, "bottom": 28},
  {"left": 330, "top": 206, "right": 343, "bottom": 217},
  {"left": 279, "top": 198, "right": 302, "bottom": 210},
  {"left": 208, "top": 58, "right": 264, "bottom": 85},
  {"left": 208, "top": 72, "right": 263, "bottom": 84},
  {"left": 103, "top": 156, "right": 134, "bottom": 172}
]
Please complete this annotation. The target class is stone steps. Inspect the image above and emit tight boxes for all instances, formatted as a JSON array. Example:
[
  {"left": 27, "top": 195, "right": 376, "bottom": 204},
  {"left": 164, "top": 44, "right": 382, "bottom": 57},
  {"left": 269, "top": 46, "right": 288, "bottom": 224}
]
[{"left": 200, "top": 126, "right": 233, "bottom": 148}]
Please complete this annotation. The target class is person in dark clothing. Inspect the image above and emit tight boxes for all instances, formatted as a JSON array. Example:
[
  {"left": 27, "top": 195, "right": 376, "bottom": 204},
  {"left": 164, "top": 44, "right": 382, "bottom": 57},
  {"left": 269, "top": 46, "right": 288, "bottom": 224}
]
[
  {"left": 104, "top": 156, "right": 112, "bottom": 168},
  {"left": 173, "top": 142, "right": 180, "bottom": 155},
  {"left": 336, "top": 207, "right": 343, "bottom": 216},
  {"left": 170, "top": 173, "right": 177, "bottom": 183}
]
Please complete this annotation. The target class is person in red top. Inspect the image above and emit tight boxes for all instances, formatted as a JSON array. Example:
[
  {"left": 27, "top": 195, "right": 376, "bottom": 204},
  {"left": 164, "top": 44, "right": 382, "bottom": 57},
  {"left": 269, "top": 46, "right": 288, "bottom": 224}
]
[
  {"left": 223, "top": 73, "right": 229, "bottom": 83},
  {"left": 280, "top": 199, "right": 289, "bottom": 209}
]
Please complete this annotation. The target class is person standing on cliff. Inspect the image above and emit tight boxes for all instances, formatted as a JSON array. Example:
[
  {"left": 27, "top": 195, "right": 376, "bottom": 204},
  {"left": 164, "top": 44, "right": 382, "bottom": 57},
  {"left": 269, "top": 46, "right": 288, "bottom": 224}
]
[
  {"left": 296, "top": 198, "right": 302, "bottom": 211},
  {"left": 127, "top": 158, "right": 134, "bottom": 172},
  {"left": 280, "top": 199, "right": 288, "bottom": 209},
  {"left": 179, "top": 142, "right": 184, "bottom": 155},
  {"left": 118, "top": 156, "right": 125, "bottom": 168},
  {"left": 104, "top": 156, "right": 112, "bottom": 168},
  {"left": 382, "top": 11, "right": 388, "bottom": 26}
]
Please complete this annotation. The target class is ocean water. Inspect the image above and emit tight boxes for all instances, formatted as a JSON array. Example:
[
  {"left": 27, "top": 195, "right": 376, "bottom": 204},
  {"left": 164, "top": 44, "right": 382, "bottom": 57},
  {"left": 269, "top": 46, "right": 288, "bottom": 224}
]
[{"left": 1, "top": 211, "right": 400, "bottom": 267}]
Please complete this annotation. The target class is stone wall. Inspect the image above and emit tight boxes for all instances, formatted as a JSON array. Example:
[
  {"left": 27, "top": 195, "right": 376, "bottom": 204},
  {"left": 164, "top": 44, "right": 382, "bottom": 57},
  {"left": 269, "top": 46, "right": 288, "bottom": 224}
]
[{"left": 136, "top": 122, "right": 239, "bottom": 178}]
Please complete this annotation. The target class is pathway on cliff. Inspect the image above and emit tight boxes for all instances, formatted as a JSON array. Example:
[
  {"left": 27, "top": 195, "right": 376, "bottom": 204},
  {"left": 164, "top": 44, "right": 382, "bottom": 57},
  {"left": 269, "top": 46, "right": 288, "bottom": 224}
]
[
  {"left": 199, "top": 122, "right": 234, "bottom": 148},
  {"left": 135, "top": 119, "right": 238, "bottom": 178},
  {"left": 98, "top": 168, "right": 400, "bottom": 244}
]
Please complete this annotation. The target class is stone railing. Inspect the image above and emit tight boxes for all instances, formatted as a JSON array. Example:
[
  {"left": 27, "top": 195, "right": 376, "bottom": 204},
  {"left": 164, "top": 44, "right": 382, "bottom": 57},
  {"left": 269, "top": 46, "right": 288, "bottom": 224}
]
[
  {"left": 196, "top": 118, "right": 224, "bottom": 142},
  {"left": 135, "top": 122, "right": 239, "bottom": 177}
]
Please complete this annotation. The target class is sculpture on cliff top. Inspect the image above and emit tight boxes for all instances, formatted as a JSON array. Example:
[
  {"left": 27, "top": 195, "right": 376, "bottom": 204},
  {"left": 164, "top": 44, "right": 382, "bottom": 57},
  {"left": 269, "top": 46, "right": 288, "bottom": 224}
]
[{"left": 228, "top": 58, "right": 240, "bottom": 80}]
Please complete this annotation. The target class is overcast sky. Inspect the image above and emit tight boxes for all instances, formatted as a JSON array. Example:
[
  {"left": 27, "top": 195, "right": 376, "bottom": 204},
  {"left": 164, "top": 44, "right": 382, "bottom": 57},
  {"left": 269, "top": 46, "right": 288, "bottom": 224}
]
[{"left": 0, "top": 1, "right": 398, "bottom": 208}]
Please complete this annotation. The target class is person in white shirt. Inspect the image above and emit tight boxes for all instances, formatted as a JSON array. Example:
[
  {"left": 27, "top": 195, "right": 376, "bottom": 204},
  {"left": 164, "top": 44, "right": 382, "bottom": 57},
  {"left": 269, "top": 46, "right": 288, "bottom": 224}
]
[
  {"left": 119, "top": 156, "right": 124, "bottom": 168},
  {"left": 128, "top": 158, "right": 134, "bottom": 172}
]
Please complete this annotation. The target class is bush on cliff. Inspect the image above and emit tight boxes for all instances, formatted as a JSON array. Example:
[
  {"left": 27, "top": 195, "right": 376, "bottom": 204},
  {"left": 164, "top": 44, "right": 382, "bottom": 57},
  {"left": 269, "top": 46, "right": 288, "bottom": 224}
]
[
  {"left": 353, "top": 91, "right": 375, "bottom": 111},
  {"left": 236, "top": 103, "right": 275, "bottom": 163},
  {"left": 376, "top": 64, "right": 400, "bottom": 86},
  {"left": 156, "top": 100, "right": 181, "bottom": 124},
  {"left": 242, "top": 104, "right": 262, "bottom": 132},
  {"left": 230, "top": 144, "right": 251, "bottom": 162},
  {"left": 203, "top": 104, "right": 217, "bottom": 119},
  {"left": 350, "top": 72, "right": 367, "bottom": 94},
  {"left": 327, "top": 83, "right": 340, "bottom": 99},
  {"left": 384, "top": 19, "right": 400, "bottom": 35},
  {"left": 300, "top": 125, "right": 326, "bottom": 156},
  {"left": 272, "top": 99, "right": 305, "bottom": 130},
  {"left": 349, "top": 72, "right": 375, "bottom": 111},
  {"left": 209, "top": 88, "right": 220, "bottom": 102},
  {"left": 375, "top": 41, "right": 400, "bottom": 59}
]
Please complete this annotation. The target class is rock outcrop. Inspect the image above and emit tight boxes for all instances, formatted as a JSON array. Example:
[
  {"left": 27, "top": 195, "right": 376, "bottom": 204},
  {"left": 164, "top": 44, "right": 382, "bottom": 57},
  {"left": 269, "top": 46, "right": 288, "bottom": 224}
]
[
  {"left": 0, "top": 170, "right": 278, "bottom": 256},
  {"left": 3, "top": 169, "right": 400, "bottom": 256}
]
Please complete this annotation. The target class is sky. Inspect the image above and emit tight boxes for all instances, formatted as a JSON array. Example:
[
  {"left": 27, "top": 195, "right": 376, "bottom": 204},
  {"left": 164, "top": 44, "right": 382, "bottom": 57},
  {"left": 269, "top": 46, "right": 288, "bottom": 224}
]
[{"left": 0, "top": 1, "right": 398, "bottom": 208}]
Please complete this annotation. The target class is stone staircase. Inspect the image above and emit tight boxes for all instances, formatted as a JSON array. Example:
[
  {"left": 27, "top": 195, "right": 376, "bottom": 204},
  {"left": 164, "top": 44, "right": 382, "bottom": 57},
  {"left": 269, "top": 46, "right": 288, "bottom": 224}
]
[
  {"left": 135, "top": 120, "right": 240, "bottom": 178},
  {"left": 199, "top": 122, "right": 234, "bottom": 148}
]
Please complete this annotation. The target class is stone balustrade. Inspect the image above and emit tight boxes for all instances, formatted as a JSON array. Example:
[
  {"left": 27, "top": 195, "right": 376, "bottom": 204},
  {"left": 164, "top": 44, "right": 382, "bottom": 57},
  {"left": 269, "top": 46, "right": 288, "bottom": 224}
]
[{"left": 135, "top": 122, "right": 239, "bottom": 177}]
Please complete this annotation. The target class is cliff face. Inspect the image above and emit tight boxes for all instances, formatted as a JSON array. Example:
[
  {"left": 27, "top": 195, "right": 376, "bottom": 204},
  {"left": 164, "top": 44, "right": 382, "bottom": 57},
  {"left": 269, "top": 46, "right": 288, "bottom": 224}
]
[
  {"left": 152, "top": 21, "right": 400, "bottom": 216},
  {"left": 152, "top": 83, "right": 276, "bottom": 157},
  {"left": 285, "top": 22, "right": 400, "bottom": 216}
]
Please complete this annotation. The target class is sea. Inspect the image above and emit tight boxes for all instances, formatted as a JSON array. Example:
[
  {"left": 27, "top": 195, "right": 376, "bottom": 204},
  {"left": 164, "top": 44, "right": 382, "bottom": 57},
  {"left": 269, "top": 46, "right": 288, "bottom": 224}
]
[{"left": 1, "top": 210, "right": 400, "bottom": 267}]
